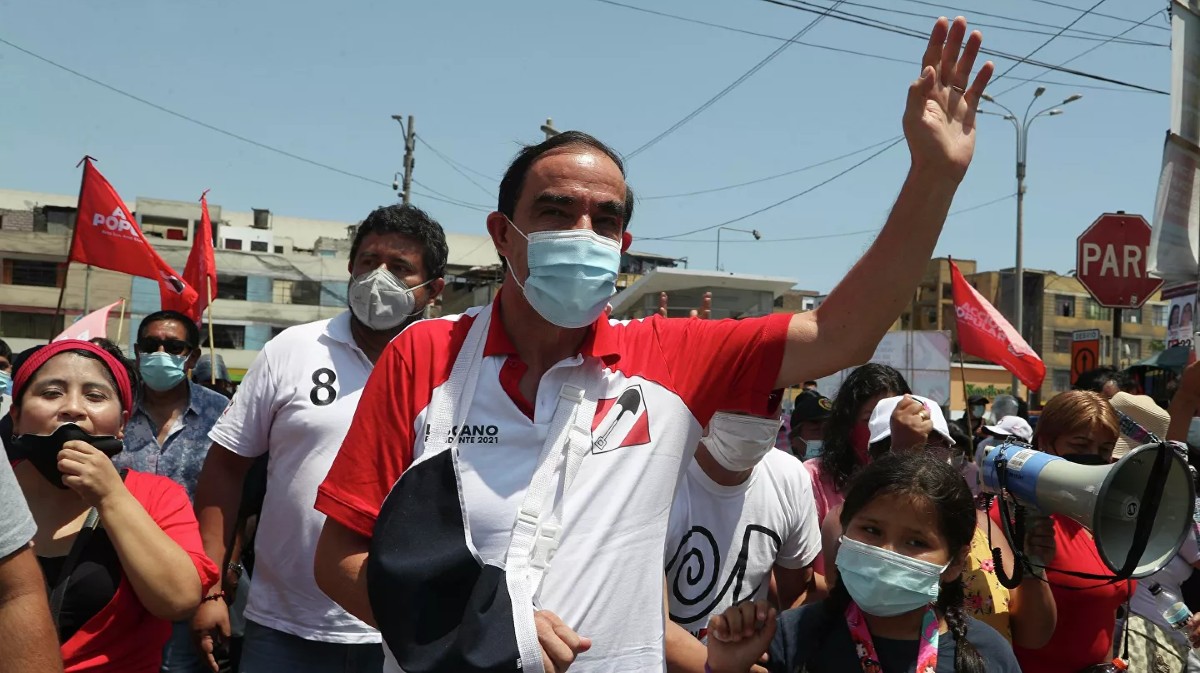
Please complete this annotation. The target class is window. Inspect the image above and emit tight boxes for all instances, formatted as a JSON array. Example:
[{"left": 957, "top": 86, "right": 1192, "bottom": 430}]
[
  {"left": 274, "top": 245, "right": 284, "bottom": 254},
  {"left": 1123, "top": 308, "right": 1142, "bottom": 324},
  {"left": 1053, "top": 331, "right": 1072, "bottom": 353},
  {"left": 225, "top": 239, "right": 243, "bottom": 251},
  {"left": 1085, "top": 299, "right": 1112, "bottom": 321},
  {"left": 5, "top": 259, "right": 62, "bottom": 287},
  {"left": 206, "top": 324, "right": 246, "bottom": 350},
  {"left": 1052, "top": 369, "right": 1071, "bottom": 391},
  {"left": 270, "top": 326, "right": 288, "bottom": 340},
  {"left": 0, "top": 312, "right": 63, "bottom": 338},
  {"left": 215, "top": 274, "right": 248, "bottom": 301},
  {"left": 1125, "top": 339, "right": 1143, "bottom": 359},
  {"left": 1153, "top": 305, "right": 1169, "bottom": 327},
  {"left": 273, "top": 279, "right": 321, "bottom": 306},
  {"left": 1055, "top": 295, "right": 1075, "bottom": 317},
  {"left": 250, "top": 240, "right": 269, "bottom": 253}
]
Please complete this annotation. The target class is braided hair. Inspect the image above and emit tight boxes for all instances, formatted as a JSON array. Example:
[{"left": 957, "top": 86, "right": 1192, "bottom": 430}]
[{"left": 826, "top": 452, "right": 986, "bottom": 673}]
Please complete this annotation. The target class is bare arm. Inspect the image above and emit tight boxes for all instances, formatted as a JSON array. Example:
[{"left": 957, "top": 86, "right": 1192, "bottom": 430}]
[
  {"left": 0, "top": 545, "right": 63, "bottom": 673},
  {"left": 986, "top": 510, "right": 1057, "bottom": 649},
  {"left": 776, "top": 17, "right": 994, "bottom": 388},
  {"left": 99, "top": 488, "right": 202, "bottom": 621},
  {"left": 193, "top": 444, "right": 255, "bottom": 595},
  {"left": 773, "top": 565, "right": 813, "bottom": 610},
  {"left": 1168, "top": 361, "right": 1200, "bottom": 442},
  {"left": 665, "top": 619, "right": 708, "bottom": 673},
  {"left": 314, "top": 518, "right": 376, "bottom": 628}
]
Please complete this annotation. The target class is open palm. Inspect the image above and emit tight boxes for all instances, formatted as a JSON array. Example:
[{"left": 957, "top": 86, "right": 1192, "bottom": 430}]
[{"left": 903, "top": 17, "right": 994, "bottom": 180}]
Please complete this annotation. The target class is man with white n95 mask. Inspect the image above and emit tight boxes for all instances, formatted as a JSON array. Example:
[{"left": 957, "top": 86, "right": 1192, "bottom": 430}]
[{"left": 191, "top": 204, "right": 447, "bottom": 673}]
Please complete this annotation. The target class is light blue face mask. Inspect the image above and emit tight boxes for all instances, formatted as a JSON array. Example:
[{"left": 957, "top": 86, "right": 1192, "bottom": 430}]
[
  {"left": 0, "top": 370, "right": 10, "bottom": 396},
  {"left": 836, "top": 535, "right": 948, "bottom": 617},
  {"left": 139, "top": 352, "right": 188, "bottom": 392},
  {"left": 508, "top": 221, "right": 621, "bottom": 329}
]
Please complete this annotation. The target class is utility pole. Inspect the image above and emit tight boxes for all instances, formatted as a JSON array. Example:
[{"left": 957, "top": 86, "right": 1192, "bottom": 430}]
[
  {"left": 391, "top": 115, "right": 416, "bottom": 205},
  {"left": 980, "top": 89, "right": 1082, "bottom": 395}
]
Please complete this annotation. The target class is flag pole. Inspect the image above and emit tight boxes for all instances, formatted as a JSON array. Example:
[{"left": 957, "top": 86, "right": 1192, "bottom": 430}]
[
  {"left": 115, "top": 298, "right": 127, "bottom": 346},
  {"left": 52, "top": 156, "right": 96, "bottom": 341},
  {"left": 959, "top": 350, "right": 974, "bottom": 439},
  {"left": 206, "top": 277, "right": 216, "bottom": 384}
]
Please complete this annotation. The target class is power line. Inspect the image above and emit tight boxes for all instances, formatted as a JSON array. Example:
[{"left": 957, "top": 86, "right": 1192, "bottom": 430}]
[
  {"left": 755, "top": 0, "right": 1167, "bottom": 94},
  {"left": 625, "top": 0, "right": 846, "bottom": 159},
  {"left": 0, "top": 35, "right": 492, "bottom": 214},
  {"left": 415, "top": 135, "right": 496, "bottom": 199},
  {"left": 640, "top": 136, "right": 901, "bottom": 199},
  {"left": 991, "top": 0, "right": 1111, "bottom": 84},
  {"left": 990, "top": 7, "right": 1164, "bottom": 98},
  {"left": 642, "top": 137, "right": 906, "bottom": 240},
  {"left": 588, "top": 0, "right": 1160, "bottom": 94},
  {"left": 837, "top": 0, "right": 1162, "bottom": 46},
  {"left": 662, "top": 191, "right": 1017, "bottom": 243},
  {"left": 1024, "top": 0, "right": 1170, "bottom": 31},
  {"left": 889, "top": 0, "right": 1165, "bottom": 43}
]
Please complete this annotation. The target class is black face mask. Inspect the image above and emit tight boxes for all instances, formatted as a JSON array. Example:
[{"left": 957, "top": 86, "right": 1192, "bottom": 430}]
[
  {"left": 9, "top": 424, "right": 123, "bottom": 489},
  {"left": 1059, "top": 453, "right": 1108, "bottom": 466}
]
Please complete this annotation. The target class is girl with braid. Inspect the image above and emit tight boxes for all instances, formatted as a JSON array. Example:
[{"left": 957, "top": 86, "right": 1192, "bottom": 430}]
[{"left": 705, "top": 452, "right": 1019, "bottom": 672}]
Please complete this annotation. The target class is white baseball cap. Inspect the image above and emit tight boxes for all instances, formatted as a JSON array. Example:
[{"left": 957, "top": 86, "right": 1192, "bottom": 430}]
[
  {"left": 868, "top": 395, "right": 955, "bottom": 446},
  {"left": 984, "top": 415, "right": 1033, "bottom": 442}
]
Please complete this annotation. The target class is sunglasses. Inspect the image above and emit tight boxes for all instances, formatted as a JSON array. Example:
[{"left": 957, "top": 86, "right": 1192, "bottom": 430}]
[{"left": 138, "top": 337, "right": 192, "bottom": 356}]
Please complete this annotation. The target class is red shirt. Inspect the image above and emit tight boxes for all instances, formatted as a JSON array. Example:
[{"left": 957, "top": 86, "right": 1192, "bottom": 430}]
[
  {"left": 61, "top": 470, "right": 219, "bottom": 673},
  {"left": 990, "top": 505, "right": 1134, "bottom": 673}
]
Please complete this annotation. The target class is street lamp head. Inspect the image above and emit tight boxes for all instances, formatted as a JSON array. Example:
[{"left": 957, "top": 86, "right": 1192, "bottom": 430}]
[
  {"left": 752, "top": 230, "right": 762, "bottom": 240},
  {"left": 392, "top": 172, "right": 401, "bottom": 191},
  {"left": 1004, "top": 114, "right": 1016, "bottom": 121},
  {"left": 1063, "top": 93, "right": 1083, "bottom": 104},
  {"left": 1047, "top": 109, "right": 1064, "bottom": 116},
  {"left": 1033, "top": 86, "right": 1046, "bottom": 98},
  {"left": 981, "top": 93, "right": 995, "bottom": 103}
]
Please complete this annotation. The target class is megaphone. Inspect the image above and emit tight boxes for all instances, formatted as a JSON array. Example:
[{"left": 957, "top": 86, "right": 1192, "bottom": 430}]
[{"left": 977, "top": 440, "right": 1195, "bottom": 578}]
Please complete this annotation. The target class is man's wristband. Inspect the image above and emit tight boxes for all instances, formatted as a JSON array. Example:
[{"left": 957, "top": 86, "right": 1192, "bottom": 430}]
[{"left": 202, "top": 591, "right": 226, "bottom": 603}]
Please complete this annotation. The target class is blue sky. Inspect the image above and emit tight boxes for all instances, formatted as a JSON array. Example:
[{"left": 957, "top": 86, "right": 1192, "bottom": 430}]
[{"left": 0, "top": 0, "right": 1172, "bottom": 292}]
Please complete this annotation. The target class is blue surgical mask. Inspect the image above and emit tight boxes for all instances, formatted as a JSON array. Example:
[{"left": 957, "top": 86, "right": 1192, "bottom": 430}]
[
  {"left": 508, "top": 221, "right": 621, "bottom": 329},
  {"left": 836, "top": 536, "right": 947, "bottom": 617},
  {"left": 139, "top": 352, "right": 188, "bottom": 392},
  {"left": 0, "top": 370, "right": 10, "bottom": 396},
  {"left": 803, "top": 439, "right": 823, "bottom": 459}
]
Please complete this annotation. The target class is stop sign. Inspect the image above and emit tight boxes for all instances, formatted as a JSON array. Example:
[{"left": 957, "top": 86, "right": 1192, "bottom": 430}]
[{"left": 1076, "top": 212, "right": 1162, "bottom": 309}]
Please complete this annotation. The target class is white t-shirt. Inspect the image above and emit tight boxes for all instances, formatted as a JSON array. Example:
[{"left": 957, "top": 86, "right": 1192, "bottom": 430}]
[
  {"left": 209, "top": 312, "right": 380, "bottom": 644},
  {"left": 1129, "top": 532, "right": 1200, "bottom": 645},
  {"left": 665, "top": 449, "right": 820, "bottom": 640},
  {"left": 317, "top": 300, "right": 792, "bottom": 672}
]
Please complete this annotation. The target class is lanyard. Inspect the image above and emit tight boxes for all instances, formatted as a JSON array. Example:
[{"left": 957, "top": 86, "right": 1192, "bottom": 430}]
[{"left": 845, "top": 602, "right": 939, "bottom": 673}]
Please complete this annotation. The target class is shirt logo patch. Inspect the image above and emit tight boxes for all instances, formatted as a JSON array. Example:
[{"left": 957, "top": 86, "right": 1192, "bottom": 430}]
[{"left": 592, "top": 385, "right": 651, "bottom": 454}]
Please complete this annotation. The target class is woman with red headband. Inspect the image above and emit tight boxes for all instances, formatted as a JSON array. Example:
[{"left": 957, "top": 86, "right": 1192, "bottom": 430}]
[{"left": 6, "top": 340, "right": 218, "bottom": 673}]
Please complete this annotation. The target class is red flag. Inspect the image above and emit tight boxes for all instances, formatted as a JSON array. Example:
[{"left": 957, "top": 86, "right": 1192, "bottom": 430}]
[
  {"left": 69, "top": 158, "right": 197, "bottom": 310},
  {"left": 54, "top": 300, "right": 123, "bottom": 342},
  {"left": 163, "top": 190, "right": 218, "bottom": 321},
  {"left": 950, "top": 259, "right": 1046, "bottom": 392}
]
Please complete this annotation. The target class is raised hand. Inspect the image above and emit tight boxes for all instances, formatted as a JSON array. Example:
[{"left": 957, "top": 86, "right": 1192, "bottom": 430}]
[
  {"left": 658, "top": 292, "right": 669, "bottom": 318},
  {"left": 903, "top": 17, "right": 994, "bottom": 180}
]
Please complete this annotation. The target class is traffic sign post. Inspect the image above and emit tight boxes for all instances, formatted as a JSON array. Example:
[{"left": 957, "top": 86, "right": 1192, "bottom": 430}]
[
  {"left": 1071, "top": 329, "right": 1101, "bottom": 386},
  {"left": 1076, "top": 212, "right": 1163, "bottom": 309}
]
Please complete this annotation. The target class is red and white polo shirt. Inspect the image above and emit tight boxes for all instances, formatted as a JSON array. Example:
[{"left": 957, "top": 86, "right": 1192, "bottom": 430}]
[{"left": 316, "top": 294, "right": 789, "bottom": 671}]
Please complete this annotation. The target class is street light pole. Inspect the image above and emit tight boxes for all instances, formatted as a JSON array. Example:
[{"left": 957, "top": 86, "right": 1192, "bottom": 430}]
[
  {"left": 716, "top": 227, "right": 762, "bottom": 271},
  {"left": 980, "top": 89, "right": 1081, "bottom": 396}
]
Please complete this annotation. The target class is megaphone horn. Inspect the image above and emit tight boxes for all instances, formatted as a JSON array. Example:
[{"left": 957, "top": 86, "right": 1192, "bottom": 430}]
[{"left": 977, "top": 440, "right": 1196, "bottom": 579}]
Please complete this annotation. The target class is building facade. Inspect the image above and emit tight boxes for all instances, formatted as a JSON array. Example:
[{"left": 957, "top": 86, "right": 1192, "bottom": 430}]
[{"left": 0, "top": 188, "right": 499, "bottom": 378}]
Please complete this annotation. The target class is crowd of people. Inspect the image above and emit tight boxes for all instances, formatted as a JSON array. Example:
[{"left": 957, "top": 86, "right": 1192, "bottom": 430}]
[{"left": 2, "top": 14, "right": 1199, "bottom": 673}]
